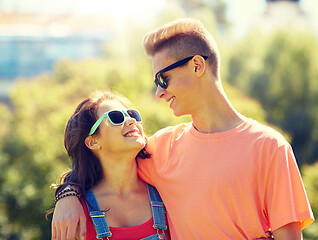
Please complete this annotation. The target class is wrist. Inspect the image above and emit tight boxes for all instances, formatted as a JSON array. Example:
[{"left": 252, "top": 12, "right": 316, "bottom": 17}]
[{"left": 54, "top": 185, "right": 81, "bottom": 205}]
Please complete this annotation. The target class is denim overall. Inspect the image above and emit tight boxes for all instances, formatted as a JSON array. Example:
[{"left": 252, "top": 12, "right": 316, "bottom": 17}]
[{"left": 85, "top": 184, "right": 167, "bottom": 240}]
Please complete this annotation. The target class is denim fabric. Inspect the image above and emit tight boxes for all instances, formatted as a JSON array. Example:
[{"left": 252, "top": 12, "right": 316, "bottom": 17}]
[
  {"left": 85, "top": 183, "right": 167, "bottom": 240},
  {"left": 141, "top": 232, "right": 166, "bottom": 240},
  {"left": 85, "top": 190, "right": 112, "bottom": 239},
  {"left": 146, "top": 184, "right": 167, "bottom": 231}
]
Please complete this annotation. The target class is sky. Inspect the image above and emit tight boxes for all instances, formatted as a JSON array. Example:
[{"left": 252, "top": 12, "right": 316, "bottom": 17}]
[{"left": 0, "top": 0, "right": 317, "bottom": 37}]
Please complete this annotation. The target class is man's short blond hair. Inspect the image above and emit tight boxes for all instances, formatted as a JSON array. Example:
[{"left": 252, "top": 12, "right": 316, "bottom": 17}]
[{"left": 143, "top": 18, "right": 220, "bottom": 77}]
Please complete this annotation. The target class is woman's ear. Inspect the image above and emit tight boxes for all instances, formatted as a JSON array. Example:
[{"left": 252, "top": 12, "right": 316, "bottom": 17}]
[{"left": 85, "top": 136, "right": 101, "bottom": 150}]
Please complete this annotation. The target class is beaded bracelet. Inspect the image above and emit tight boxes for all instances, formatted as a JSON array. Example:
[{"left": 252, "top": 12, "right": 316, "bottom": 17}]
[
  {"left": 54, "top": 191, "right": 81, "bottom": 205},
  {"left": 56, "top": 187, "right": 80, "bottom": 197}
]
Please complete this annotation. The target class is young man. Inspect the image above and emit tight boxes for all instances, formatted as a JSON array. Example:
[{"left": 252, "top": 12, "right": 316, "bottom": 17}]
[{"left": 52, "top": 19, "right": 314, "bottom": 240}]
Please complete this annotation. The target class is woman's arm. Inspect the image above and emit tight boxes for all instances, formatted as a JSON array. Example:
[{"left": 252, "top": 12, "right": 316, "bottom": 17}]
[{"left": 52, "top": 196, "right": 86, "bottom": 240}]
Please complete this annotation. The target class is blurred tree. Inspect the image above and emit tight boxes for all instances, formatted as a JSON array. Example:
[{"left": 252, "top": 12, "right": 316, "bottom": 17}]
[
  {"left": 302, "top": 162, "right": 318, "bottom": 239},
  {"left": 153, "top": 0, "right": 227, "bottom": 39},
  {"left": 176, "top": 0, "right": 230, "bottom": 33},
  {"left": 0, "top": 103, "right": 13, "bottom": 239},
  {"left": 225, "top": 30, "right": 318, "bottom": 165},
  {"left": 0, "top": 76, "right": 75, "bottom": 239}
]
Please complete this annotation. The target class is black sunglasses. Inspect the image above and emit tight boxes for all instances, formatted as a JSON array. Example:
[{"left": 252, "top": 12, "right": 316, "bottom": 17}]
[
  {"left": 154, "top": 55, "right": 208, "bottom": 89},
  {"left": 89, "top": 109, "right": 142, "bottom": 136}
]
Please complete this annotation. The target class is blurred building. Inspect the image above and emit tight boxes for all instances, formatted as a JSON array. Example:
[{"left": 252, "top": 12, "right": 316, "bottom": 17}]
[
  {"left": 0, "top": 8, "right": 113, "bottom": 79},
  {"left": 252, "top": 0, "right": 312, "bottom": 34}
]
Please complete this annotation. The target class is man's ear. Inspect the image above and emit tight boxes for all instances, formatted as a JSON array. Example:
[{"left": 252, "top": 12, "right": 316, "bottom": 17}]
[
  {"left": 192, "top": 55, "right": 206, "bottom": 77},
  {"left": 85, "top": 136, "right": 101, "bottom": 150}
]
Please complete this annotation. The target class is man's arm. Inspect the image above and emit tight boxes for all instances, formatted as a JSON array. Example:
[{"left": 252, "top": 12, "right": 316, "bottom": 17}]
[
  {"left": 272, "top": 222, "right": 302, "bottom": 240},
  {"left": 52, "top": 196, "right": 86, "bottom": 240}
]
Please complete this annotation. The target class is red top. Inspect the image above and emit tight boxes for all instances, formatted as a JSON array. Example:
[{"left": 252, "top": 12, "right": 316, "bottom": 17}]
[{"left": 80, "top": 198, "right": 170, "bottom": 240}]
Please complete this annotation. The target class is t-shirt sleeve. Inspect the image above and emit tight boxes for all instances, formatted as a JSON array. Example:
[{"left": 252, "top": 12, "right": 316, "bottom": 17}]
[{"left": 265, "top": 144, "right": 314, "bottom": 231}]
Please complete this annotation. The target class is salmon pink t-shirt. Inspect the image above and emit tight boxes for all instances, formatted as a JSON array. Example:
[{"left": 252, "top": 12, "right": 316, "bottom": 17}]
[{"left": 138, "top": 119, "right": 314, "bottom": 240}]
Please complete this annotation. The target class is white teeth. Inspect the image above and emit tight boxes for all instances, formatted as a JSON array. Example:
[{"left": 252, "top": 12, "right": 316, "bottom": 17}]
[{"left": 125, "top": 132, "right": 139, "bottom": 137}]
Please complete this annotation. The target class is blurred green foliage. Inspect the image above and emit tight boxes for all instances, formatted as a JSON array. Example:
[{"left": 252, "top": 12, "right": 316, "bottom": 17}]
[
  {"left": 302, "top": 162, "right": 318, "bottom": 239},
  {"left": 225, "top": 30, "right": 318, "bottom": 166},
  {"left": 0, "top": 0, "right": 317, "bottom": 238}
]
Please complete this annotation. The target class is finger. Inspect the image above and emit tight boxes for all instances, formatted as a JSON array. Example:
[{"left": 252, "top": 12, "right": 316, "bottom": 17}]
[
  {"left": 60, "top": 224, "right": 67, "bottom": 240},
  {"left": 66, "top": 221, "right": 77, "bottom": 240},
  {"left": 52, "top": 221, "right": 56, "bottom": 240},
  {"left": 56, "top": 228, "right": 61, "bottom": 240},
  {"left": 53, "top": 222, "right": 61, "bottom": 240},
  {"left": 78, "top": 215, "right": 87, "bottom": 240},
  {"left": 52, "top": 219, "right": 62, "bottom": 240}
]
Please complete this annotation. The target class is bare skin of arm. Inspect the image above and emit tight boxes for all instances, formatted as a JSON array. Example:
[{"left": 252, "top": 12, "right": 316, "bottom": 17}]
[
  {"left": 272, "top": 222, "right": 302, "bottom": 240},
  {"left": 51, "top": 196, "right": 86, "bottom": 240},
  {"left": 253, "top": 222, "right": 302, "bottom": 240}
]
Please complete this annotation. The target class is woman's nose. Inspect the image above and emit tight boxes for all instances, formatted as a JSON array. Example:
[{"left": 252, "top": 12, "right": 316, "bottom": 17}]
[{"left": 125, "top": 116, "right": 137, "bottom": 126}]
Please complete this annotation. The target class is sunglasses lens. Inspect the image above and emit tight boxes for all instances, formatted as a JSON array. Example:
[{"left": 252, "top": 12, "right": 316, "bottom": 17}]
[
  {"left": 108, "top": 111, "right": 125, "bottom": 125},
  {"left": 155, "top": 73, "right": 168, "bottom": 89},
  {"left": 127, "top": 109, "right": 142, "bottom": 122}
]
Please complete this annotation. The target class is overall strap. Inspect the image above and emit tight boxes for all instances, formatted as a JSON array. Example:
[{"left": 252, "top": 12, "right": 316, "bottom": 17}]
[
  {"left": 146, "top": 184, "right": 167, "bottom": 230},
  {"left": 85, "top": 190, "right": 112, "bottom": 239}
]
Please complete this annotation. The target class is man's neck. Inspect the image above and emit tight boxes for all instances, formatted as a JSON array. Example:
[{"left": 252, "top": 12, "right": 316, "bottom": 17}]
[
  {"left": 191, "top": 81, "right": 246, "bottom": 133},
  {"left": 192, "top": 109, "right": 246, "bottom": 134}
]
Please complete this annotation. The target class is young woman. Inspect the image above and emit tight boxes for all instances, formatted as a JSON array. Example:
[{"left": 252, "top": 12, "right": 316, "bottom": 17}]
[{"left": 53, "top": 90, "right": 169, "bottom": 240}]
